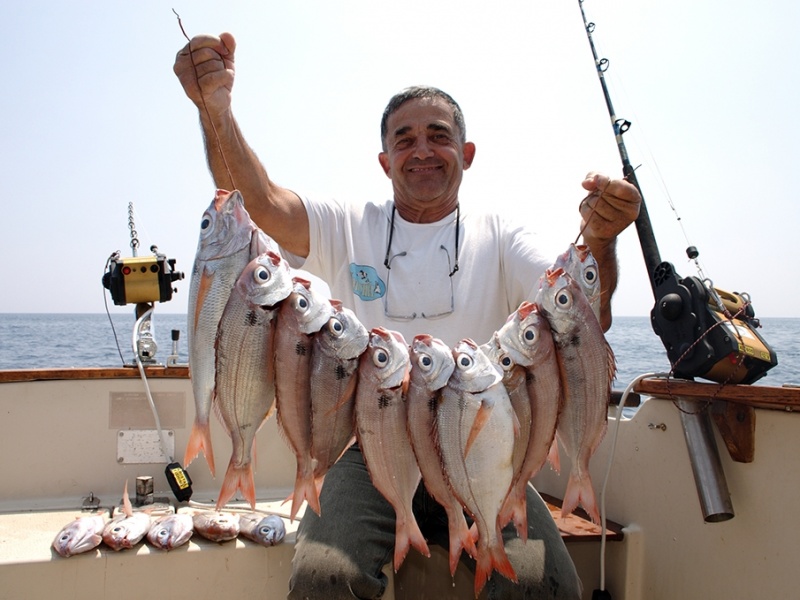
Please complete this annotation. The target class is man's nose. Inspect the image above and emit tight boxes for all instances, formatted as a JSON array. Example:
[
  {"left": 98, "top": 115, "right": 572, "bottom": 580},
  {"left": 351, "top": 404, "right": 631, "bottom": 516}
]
[{"left": 411, "top": 136, "right": 434, "bottom": 159}]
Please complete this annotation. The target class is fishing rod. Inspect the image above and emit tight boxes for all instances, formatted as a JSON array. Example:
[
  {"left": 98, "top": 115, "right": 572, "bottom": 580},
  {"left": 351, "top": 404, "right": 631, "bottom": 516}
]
[
  {"left": 577, "top": 0, "right": 776, "bottom": 386},
  {"left": 577, "top": 0, "right": 661, "bottom": 291}
]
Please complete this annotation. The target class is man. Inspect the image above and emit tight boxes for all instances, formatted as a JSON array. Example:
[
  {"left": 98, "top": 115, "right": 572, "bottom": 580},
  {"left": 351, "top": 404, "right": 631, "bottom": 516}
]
[{"left": 175, "top": 32, "right": 640, "bottom": 600}]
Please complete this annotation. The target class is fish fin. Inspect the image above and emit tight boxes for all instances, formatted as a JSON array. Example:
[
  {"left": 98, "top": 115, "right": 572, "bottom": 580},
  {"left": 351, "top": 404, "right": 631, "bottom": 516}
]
[
  {"left": 547, "top": 437, "right": 561, "bottom": 474},
  {"left": 193, "top": 269, "right": 214, "bottom": 332},
  {"left": 184, "top": 420, "right": 216, "bottom": 478},
  {"left": 464, "top": 399, "right": 493, "bottom": 458},
  {"left": 122, "top": 480, "right": 133, "bottom": 518},
  {"left": 474, "top": 535, "right": 518, "bottom": 597},
  {"left": 216, "top": 460, "right": 256, "bottom": 511},
  {"left": 561, "top": 468, "right": 601, "bottom": 524}
]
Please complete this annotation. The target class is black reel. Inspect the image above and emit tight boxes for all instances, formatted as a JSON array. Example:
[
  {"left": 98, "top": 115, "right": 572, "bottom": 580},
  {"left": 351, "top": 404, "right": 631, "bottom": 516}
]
[{"left": 650, "top": 262, "right": 777, "bottom": 385}]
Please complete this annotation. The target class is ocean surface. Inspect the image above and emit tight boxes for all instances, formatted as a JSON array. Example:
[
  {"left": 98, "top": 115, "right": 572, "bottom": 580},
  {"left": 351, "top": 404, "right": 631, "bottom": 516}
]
[{"left": 1, "top": 313, "right": 798, "bottom": 389}]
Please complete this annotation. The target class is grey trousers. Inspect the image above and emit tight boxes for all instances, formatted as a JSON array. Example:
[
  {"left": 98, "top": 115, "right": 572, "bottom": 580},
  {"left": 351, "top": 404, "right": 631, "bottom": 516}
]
[{"left": 287, "top": 446, "right": 582, "bottom": 599}]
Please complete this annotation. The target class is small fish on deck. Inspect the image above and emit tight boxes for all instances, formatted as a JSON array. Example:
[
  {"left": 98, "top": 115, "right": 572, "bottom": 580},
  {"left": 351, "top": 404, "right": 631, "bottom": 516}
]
[{"left": 239, "top": 513, "right": 286, "bottom": 547}]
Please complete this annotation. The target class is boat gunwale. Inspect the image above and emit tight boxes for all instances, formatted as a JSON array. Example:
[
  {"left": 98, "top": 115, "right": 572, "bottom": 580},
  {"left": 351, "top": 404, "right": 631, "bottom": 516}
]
[{"left": 0, "top": 366, "right": 191, "bottom": 383}]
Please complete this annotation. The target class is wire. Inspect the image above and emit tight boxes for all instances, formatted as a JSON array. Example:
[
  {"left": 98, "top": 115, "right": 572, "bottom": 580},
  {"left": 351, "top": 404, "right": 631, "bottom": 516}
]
[
  {"left": 133, "top": 306, "right": 174, "bottom": 464},
  {"left": 103, "top": 252, "right": 127, "bottom": 366},
  {"left": 597, "top": 371, "right": 670, "bottom": 591}
]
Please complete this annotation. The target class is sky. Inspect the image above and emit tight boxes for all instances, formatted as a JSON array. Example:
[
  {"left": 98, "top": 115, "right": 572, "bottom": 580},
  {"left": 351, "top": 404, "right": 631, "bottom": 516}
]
[{"left": 1, "top": 0, "right": 797, "bottom": 319}]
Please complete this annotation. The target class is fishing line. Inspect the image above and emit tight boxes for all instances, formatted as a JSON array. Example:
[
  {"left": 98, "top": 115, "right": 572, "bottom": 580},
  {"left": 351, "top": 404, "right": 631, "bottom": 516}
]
[
  {"left": 593, "top": 31, "right": 709, "bottom": 280},
  {"left": 103, "top": 251, "right": 127, "bottom": 366},
  {"left": 173, "top": 9, "right": 238, "bottom": 191}
]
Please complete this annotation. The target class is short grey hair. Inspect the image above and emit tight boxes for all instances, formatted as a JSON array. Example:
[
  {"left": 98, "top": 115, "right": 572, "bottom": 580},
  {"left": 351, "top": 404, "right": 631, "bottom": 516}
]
[{"left": 380, "top": 86, "right": 466, "bottom": 151}]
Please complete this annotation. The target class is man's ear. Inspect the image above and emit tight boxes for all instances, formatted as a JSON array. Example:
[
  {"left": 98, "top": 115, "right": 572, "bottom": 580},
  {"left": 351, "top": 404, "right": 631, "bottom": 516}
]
[
  {"left": 462, "top": 142, "right": 476, "bottom": 170},
  {"left": 378, "top": 152, "right": 391, "bottom": 177}
]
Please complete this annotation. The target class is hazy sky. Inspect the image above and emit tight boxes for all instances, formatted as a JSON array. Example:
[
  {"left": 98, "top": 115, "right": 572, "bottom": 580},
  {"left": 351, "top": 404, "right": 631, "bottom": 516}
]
[{"left": 2, "top": 0, "right": 797, "bottom": 320}]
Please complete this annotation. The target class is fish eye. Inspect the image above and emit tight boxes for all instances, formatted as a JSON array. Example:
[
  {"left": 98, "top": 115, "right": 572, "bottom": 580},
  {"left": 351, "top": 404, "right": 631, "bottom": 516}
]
[
  {"left": 60, "top": 533, "right": 70, "bottom": 542},
  {"left": 200, "top": 215, "right": 211, "bottom": 230},
  {"left": 417, "top": 353, "right": 433, "bottom": 371},
  {"left": 113, "top": 526, "right": 123, "bottom": 533},
  {"left": 373, "top": 348, "right": 390, "bottom": 367},
  {"left": 583, "top": 266, "right": 598, "bottom": 285},
  {"left": 294, "top": 295, "right": 310, "bottom": 312},
  {"left": 500, "top": 355, "right": 514, "bottom": 370},
  {"left": 456, "top": 353, "right": 473, "bottom": 369},
  {"left": 556, "top": 288, "right": 573, "bottom": 309},
  {"left": 523, "top": 325, "right": 538, "bottom": 344},
  {"left": 258, "top": 525, "right": 273, "bottom": 536},
  {"left": 328, "top": 317, "right": 344, "bottom": 336},
  {"left": 254, "top": 266, "right": 271, "bottom": 283}
]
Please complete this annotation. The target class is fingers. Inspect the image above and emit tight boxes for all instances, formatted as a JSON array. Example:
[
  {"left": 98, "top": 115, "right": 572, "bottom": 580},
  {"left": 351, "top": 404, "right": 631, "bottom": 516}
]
[
  {"left": 579, "top": 172, "right": 641, "bottom": 241},
  {"left": 174, "top": 33, "right": 236, "bottom": 112}
]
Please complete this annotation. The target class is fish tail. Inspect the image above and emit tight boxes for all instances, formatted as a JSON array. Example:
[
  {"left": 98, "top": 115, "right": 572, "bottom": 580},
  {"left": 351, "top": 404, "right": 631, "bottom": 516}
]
[
  {"left": 561, "top": 468, "right": 600, "bottom": 524},
  {"left": 547, "top": 437, "right": 561, "bottom": 474},
  {"left": 216, "top": 460, "right": 256, "bottom": 510},
  {"left": 393, "top": 517, "right": 430, "bottom": 572},
  {"left": 447, "top": 513, "right": 478, "bottom": 577},
  {"left": 184, "top": 420, "right": 216, "bottom": 478},
  {"left": 474, "top": 540, "right": 518, "bottom": 598},
  {"left": 287, "top": 471, "right": 322, "bottom": 521},
  {"left": 499, "top": 485, "right": 528, "bottom": 542}
]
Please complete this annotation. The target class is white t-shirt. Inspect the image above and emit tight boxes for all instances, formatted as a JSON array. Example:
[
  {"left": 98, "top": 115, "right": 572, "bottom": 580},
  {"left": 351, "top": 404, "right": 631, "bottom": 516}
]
[{"left": 283, "top": 196, "right": 554, "bottom": 348}]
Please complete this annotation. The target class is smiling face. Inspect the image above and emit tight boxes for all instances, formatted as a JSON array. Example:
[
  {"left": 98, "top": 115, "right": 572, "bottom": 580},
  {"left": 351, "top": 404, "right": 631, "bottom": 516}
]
[{"left": 378, "top": 96, "right": 475, "bottom": 223}]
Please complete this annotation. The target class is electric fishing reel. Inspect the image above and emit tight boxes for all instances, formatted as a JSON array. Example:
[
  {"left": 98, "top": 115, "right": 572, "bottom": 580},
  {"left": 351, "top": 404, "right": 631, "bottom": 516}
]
[
  {"left": 650, "top": 258, "right": 777, "bottom": 385},
  {"left": 102, "top": 248, "right": 184, "bottom": 306}
]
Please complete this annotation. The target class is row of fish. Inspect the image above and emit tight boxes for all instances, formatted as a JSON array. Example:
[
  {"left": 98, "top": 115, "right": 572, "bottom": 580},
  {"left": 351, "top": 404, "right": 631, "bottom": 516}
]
[
  {"left": 185, "top": 190, "right": 616, "bottom": 596},
  {"left": 53, "top": 502, "right": 285, "bottom": 557}
]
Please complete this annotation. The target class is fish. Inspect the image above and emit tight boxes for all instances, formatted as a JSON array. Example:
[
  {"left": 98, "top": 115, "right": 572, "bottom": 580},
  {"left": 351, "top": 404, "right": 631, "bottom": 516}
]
[
  {"left": 192, "top": 511, "right": 240, "bottom": 543},
  {"left": 186, "top": 189, "right": 262, "bottom": 477},
  {"left": 554, "top": 243, "right": 601, "bottom": 322},
  {"left": 355, "top": 327, "right": 429, "bottom": 572},
  {"left": 309, "top": 301, "right": 369, "bottom": 486},
  {"left": 239, "top": 513, "right": 287, "bottom": 547},
  {"left": 102, "top": 481, "right": 151, "bottom": 551},
  {"left": 52, "top": 513, "right": 106, "bottom": 557},
  {"left": 437, "top": 339, "right": 518, "bottom": 597},
  {"left": 406, "top": 334, "right": 475, "bottom": 576},
  {"left": 214, "top": 250, "right": 293, "bottom": 510},
  {"left": 494, "top": 301, "right": 563, "bottom": 540},
  {"left": 147, "top": 513, "right": 194, "bottom": 551},
  {"left": 537, "top": 268, "right": 615, "bottom": 524},
  {"left": 273, "top": 278, "right": 334, "bottom": 520}
]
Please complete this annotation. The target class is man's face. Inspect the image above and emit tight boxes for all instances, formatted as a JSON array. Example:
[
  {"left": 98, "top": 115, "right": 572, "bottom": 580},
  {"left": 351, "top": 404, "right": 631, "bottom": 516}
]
[{"left": 378, "top": 97, "right": 475, "bottom": 220}]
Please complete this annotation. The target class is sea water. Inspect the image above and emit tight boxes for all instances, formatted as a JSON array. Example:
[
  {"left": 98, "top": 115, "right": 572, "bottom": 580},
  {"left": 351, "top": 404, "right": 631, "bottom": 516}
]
[{"left": 0, "top": 313, "right": 798, "bottom": 389}]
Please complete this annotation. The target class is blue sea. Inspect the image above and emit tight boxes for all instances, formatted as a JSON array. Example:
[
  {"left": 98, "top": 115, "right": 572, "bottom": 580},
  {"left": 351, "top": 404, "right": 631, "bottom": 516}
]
[{"left": 0, "top": 313, "right": 798, "bottom": 389}]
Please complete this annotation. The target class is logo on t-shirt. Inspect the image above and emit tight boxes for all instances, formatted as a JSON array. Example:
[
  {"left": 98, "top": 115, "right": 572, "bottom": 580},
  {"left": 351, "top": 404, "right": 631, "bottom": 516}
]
[{"left": 349, "top": 263, "right": 386, "bottom": 301}]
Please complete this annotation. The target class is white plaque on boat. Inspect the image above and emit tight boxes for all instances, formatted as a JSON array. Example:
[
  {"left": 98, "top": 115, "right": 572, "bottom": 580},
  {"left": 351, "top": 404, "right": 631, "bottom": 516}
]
[{"left": 117, "top": 429, "right": 175, "bottom": 464}]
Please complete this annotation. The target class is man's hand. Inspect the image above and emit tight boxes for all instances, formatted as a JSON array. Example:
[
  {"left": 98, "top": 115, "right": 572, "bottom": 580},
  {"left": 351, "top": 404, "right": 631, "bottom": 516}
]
[
  {"left": 579, "top": 172, "right": 641, "bottom": 245},
  {"left": 174, "top": 33, "right": 236, "bottom": 117}
]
